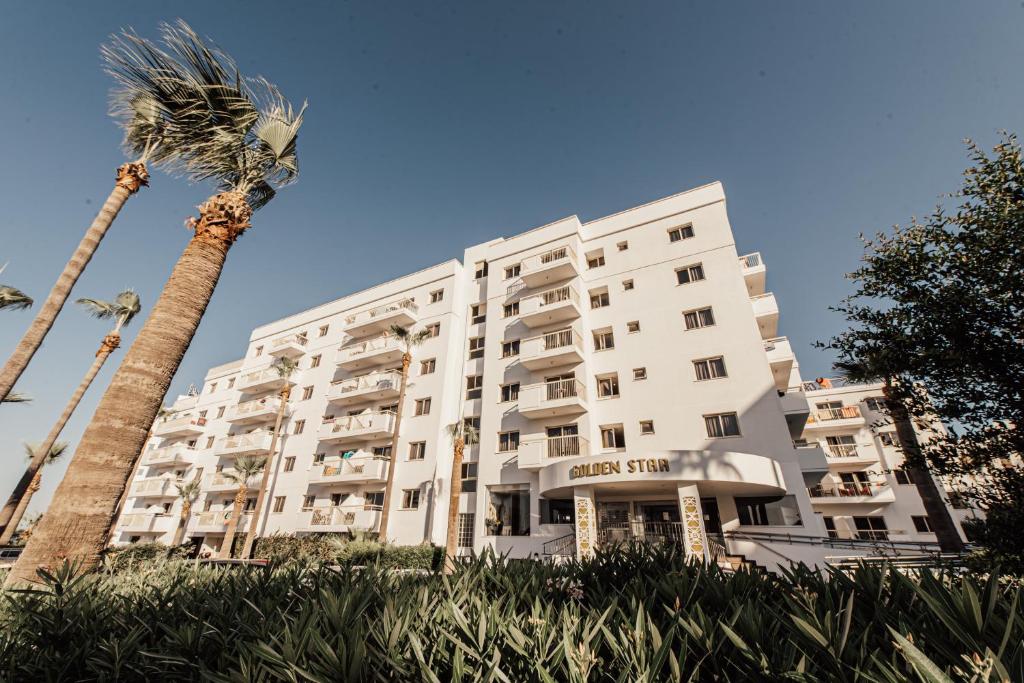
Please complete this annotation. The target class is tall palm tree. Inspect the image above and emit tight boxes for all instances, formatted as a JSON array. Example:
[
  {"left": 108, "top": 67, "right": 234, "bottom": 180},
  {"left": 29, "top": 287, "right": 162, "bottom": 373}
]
[
  {"left": 218, "top": 456, "right": 266, "bottom": 559},
  {"left": 0, "top": 22, "right": 227, "bottom": 404},
  {"left": 9, "top": 24, "right": 305, "bottom": 584},
  {"left": 0, "top": 287, "right": 32, "bottom": 311},
  {"left": 443, "top": 421, "right": 478, "bottom": 574},
  {"left": 171, "top": 478, "right": 202, "bottom": 546},
  {"left": 0, "top": 290, "right": 141, "bottom": 539},
  {"left": 0, "top": 443, "right": 68, "bottom": 546},
  {"left": 241, "top": 358, "right": 297, "bottom": 558},
  {"left": 377, "top": 324, "right": 430, "bottom": 541}
]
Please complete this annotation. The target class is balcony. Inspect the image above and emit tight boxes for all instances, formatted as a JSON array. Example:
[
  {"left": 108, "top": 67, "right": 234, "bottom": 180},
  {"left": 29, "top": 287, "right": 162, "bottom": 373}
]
[
  {"left": 518, "top": 285, "right": 582, "bottom": 328},
  {"left": 779, "top": 387, "right": 810, "bottom": 438},
  {"left": 518, "top": 435, "right": 590, "bottom": 470},
  {"left": 763, "top": 337, "right": 794, "bottom": 391},
  {"left": 326, "top": 371, "right": 401, "bottom": 406},
  {"left": 793, "top": 443, "right": 828, "bottom": 473},
  {"left": 205, "top": 472, "right": 243, "bottom": 492},
  {"left": 309, "top": 454, "right": 389, "bottom": 485},
  {"left": 318, "top": 411, "right": 396, "bottom": 444},
  {"left": 807, "top": 482, "right": 895, "bottom": 505},
  {"left": 520, "top": 246, "right": 579, "bottom": 288},
  {"left": 520, "top": 327, "right": 584, "bottom": 370},
  {"left": 343, "top": 299, "right": 419, "bottom": 338},
  {"left": 236, "top": 363, "right": 301, "bottom": 393},
  {"left": 118, "top": 512, "right": 176, "bottom": 534},
  {"left": 750, "top": 292, "right": 779, "bottom": 339},
  {"left": 804, "top": 405, "right": 866, "bottom": 432},
  {"left": 739, "top": 252, "right": 766, "bottom": 296},
  {"left": 193, "top": 510, "right": 250, "bottom": 533},
  {"left": 268, "top": 333, "right": 309, "bottom": 358},
  {"left": 299, "top": 505, "right": 382, "bottom": 533},
  {"left": 226, "top": 396, "right": 289, "bottom": 424},
  {"left": 336, "top": 336, "right": 403, "bottom": 371},
  {"left": 143, "top": 444, "right": 197, "bottom": 467},
  {"left": 129, "top": 477, "right": 180, "bottom": 498},
  {"left": 823, "top": 443, "right": 878, "bottom": 465},
  {"left": 218, "top": 430, "right": 275, "bottom": 457},
  {"left": 152, "top": 415, "right": 206, "bottom": 438},
  {"left": 518, "top": 379, "right": 588, "bottom": 418}
]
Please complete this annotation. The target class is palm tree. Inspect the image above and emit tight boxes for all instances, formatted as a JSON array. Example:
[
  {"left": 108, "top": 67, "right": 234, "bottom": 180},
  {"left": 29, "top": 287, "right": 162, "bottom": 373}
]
[
  {"left": 0, "top": 287, "right": 32, "bottom": 311},
  {"left": 241, "top": 358, "right": 297, "bottom": 558},
  {"left": 8, "top": 24, "right": 305, "bottom": 584},
  {"left": 171, "top": 478, "right": 202, "bottom": 546},
  {"left": 0, "top": 290, "right": 141, "bottom": 539},
  {"left": 443, "top": 421, "right": 479, "bottom": 574},
  {"left": 377, "top": 324, "right": 431, "bottom": 541},
  {"left": 218, "top": 456, "right": 266, "bottom": 559},
  {"left": 0, "top": 22, "right": 228, "bottom": 404},
  {"left": 0, "top": 443, "right": 68, "bottom": 546}
]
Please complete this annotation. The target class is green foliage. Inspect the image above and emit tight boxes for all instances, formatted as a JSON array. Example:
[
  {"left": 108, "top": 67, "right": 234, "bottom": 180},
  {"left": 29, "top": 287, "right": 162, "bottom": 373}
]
[
  {"left": 252, "top": 533, "right": 441, "bottom": 570},
  {"left": 0, "top": 546, "right": 1021, "bottom": 680},
  {"left": 101, "top": 542, "right": 192, "bottom": 573},
  {"left": 252, "top": 533, "right": 338, "bottom": 563}
]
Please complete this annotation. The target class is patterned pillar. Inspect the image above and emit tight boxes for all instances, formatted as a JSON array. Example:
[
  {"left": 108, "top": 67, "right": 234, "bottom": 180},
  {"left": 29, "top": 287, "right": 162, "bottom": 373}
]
[
  {"left": 573, "top": 486, "right": 597, "bottom": 560},
  {"left": 677, "top": 484, "right": 709, "bottom": 561}
]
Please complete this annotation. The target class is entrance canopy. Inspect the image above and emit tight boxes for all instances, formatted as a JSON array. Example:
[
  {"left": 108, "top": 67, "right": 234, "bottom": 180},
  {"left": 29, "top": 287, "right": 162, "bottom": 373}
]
[{"left": 538, "top": 449, "right": 787, "bottom": 498}]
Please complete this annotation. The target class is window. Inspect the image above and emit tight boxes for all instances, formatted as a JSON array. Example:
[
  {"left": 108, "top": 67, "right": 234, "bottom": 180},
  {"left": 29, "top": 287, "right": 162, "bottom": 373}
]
[
  {"left": 318, "top": 325, "right": 329, "bottom": 337},
  {"left": 460, "top": 462, "right": 478, "bottom": 493},
  {"left": 457, "top": 513, "right": 475, "bottom": 547},
  {"left": 683, "top": 307, "right": 715, "bottom": 330},
  {"left": 626, "top": 320, "right": 640, "bottom": 334},
  {"left": 704, "top": 412, "right": 740, "bottom": 438},
  {"left": 825, "top": 435, "right": 857, "bottom": 458},
  {"left": 498, "top": 431, "right": 520, "bottom": 452},
  {"left": 616, "top": 241, "right": 628, "bottom": 251},
  {"left": 486, "top": 486, "right": 529, "bottom": 536},
  {"left": 465, "top": 375, "right": 483, "bottom": 400},
  {"left": 420, "top": 358, "right": 436, "bottom": 375},
  {"left": 593, "top": 328, "right": 615, "bottom": 351},
  {"left": 425, "top": 323, "right": 441, "bottom": 338},
  {"left": 501, "top": 340, "right": 520, "bottom": 358},
  {"left": 500, "top": 383, "right": 520, "bottom": 402},
  {"left": 542, "top": 499, "right": 575, "bottom": 524},
  {"left": 912, "top": 515, "right": 934, "bottom": 533},
  {"left": 408, "top": 441, "right": 426, "bottom": 460},
  {"left": 313, "top": 452, "right": 326, "bottom": 464},
  {"left": 199, "top": 410, "right": 207, "bottom": 418},
  {"left": 503, "top": 302, "right": 519, "bottom": 318},
  {"left": 414, "top": 398, "right": 431, "bottom": 415},
  {"left": 633, "top": 367, "right": 647, "bottom": 381},
  {"left": 668, "top": 224, "right": 695, "bottom": 242},
  {"left": 208, "top": 383, "right": 217, "bottom": 393},
  {"left": 401, "top": 489, "right": 421, "bottom": 509},
  {"left": 600, "top": 424, "right": 626, "bottom": 450},
  {"left": 293, "top": 419, "right": 306, "bottom": 435},
  {"left": 227, "top": 378, "right": 235, "bottom": 389},
  {"left": 640, "top": 420, "right": 655, "bottom": 435},
  {"left": 216, "top": 406, "right": 225, "bottom": 418},
  {"left": 589, "top": 288, "right": 610, "bottom": 309},
  {"left": 302, "top": 495, "right": 315, "bottom": 510},
  {"left": 310, "top": 354, "right": 322, "bottom": 368},
  {"left": 272, "top": 496, "right": 286, "bottom": 513},
  {"left": 675, "top": 263, "right": 706, "bottom": 285},
  {"left": 468, "top": 336, "right": 485, "bottom": 359},
  {"left": 693, "top": 356, "right": 727, "bottom": 380},
  {"left": 894, "top": 469, "right": 917, "bottom": 485},
  {"left": 504, "top": 263, "right": 521, "bottom": 279},
  {"left": 371, "top": 445, "right": 393, "bottom": 459},
  {"left": 254, "top": 346, "right": 263, "bottom": 357},
  {"left": 474, "top": 261, "right": 489, "bottom": 279},
  {"left": 879, "top": 432, "right": 899, "bottom": 447},
  {"left": 302, "top": 386, "right": 314, "bottom": 400},
  {"left": 735, "top": 495, "right": 802, "bottom": 526},
  {"left": 864, "top": 397, "right": 888, "bottom": 412},
  {"left": 853, "top": 516, "right": 889, "bottom": 541},
  {"left": 597, "top": 374, "right": 620, "bottom": 398},
  {"left": 586, "top": 251, "right": 605, "bottom": 269},
  {"left": 429, "top": 289, "right": 444, "bottom": 304},
  {"left": 470, "top": 303, "right": 486, "bottom": 324},
  {"left": 205, "top": 436, "right": 215, "bottom": 449},
  {"left": 365, "top": 492, "right": 385, "bottom": 508},
  {"left": 622, "top": 279, "right": 634, "bottom": 291},
  {"left": 463, "top": 417, "right": 481, "bottom": 444},
  {"left": 284, "top": 456, "right": 296, "bottom": 472}
]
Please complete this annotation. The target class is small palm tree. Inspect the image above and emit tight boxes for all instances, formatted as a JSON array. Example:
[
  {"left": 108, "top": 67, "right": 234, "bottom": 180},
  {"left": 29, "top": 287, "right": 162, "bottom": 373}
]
[
  {"left": 377, "top": 325, "right": 431, "bottom": 541},
  {"left": 218, "top": 456, "right": 266, "bottom": 559},
  {"left": 241, "top": 357, "right": 297, "bottom": 558},
  {"left": 443, "top": 421, "right": 479, "bottom": 574},
  {"left": 171, "top": 478, "right": 202, "bottom": 546},
  {"left": 0, "top": 443, "right": 68, "bottom": 546},
  {"left": 10, "top": 24, "right": 305, "bottom": 584},
  {"left": 0, "top": 290, "right": 141, "bottom": 541},
  {"left": 0, "top": 286, "right": 32, "bottom": 311}
]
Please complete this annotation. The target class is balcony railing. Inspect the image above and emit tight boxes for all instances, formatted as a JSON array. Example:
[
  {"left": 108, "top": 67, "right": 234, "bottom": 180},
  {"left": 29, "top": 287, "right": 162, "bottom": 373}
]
[
  {"left": 319, "top": 411, "right": 396, "bottom": 439},
  {"left": 130, "top": 477, "right": 180, "bottom": 497},
  {"left": 739, "top": 253, "right": 762, "bottom": 268},
  {"left": 228, "top": 396, "right": 286, "bottom": 420},
  {"left": 218, "top": 430, "right": 274, "bottom": 454},
  {"left": 808, "top": 482, "right": 886, "bottom": 498},
  {"left": 272, "top": 333, "right": 308, "bottom": 349},
  {"left": 825, "top": 444, "right": 860, "bottom": 458},
  {"left": 539, "top": 328, "right": 580, "bottom": 351},
  {"left": 144, "top": 444, "right": 197, "bottom": 466},
  {"left": 153, "top": 415, "right": 206, "bottom": 435},
  {"left": 344, "top": 299, "right": 418, "bottom": 326},
  {"left": 328, "top": 371, "right": 401, "bottom": 399},
  {"left": 306, "top": 504, "right": 383, "bottom": 528},
  {"left": 195, "top": 510, "right": 250, "bottom": 528},
  {"left": 544, "top": 378, "right": 585, "bottom": 402},
  {"left": 545, "top": 434, "right": 588, "bottom": 458},
  {"left": 809, "top": 406, "right": 863, "bottom": 422},
  {"left": 338, "top": 336, "right": 403, "bottom": 362}
]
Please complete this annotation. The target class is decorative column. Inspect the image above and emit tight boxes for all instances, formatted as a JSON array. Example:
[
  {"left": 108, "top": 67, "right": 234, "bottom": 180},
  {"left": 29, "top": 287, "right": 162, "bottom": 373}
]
[
  {"left": 573, "top": 486, "right": 597, "bottom": 560},
  {"left": 677, "top": 484, "right": 709, "bottom": 561}
]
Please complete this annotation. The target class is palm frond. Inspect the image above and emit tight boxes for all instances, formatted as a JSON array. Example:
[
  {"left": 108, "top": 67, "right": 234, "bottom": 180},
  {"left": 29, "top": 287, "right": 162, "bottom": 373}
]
[
  {"left": 23, "top": 441, "right": 70, "bottom": 463},
  {"left": 2, "top": 392, "right": 31, "bottom": 404},
  {"left": 225, "top": 456, "right": 266, "bottom": 483},
  {"left": 175, "top": 478, "right": 202, "bottom": 500},
  {"left": 0, "top": 285, "right": 33, "bottom": 311},
  {"left": 77, "top": 289, "right": 142, "bottom": 329},
  {"left": 272, "top": 357, "right": 298, "bottom": 379}
]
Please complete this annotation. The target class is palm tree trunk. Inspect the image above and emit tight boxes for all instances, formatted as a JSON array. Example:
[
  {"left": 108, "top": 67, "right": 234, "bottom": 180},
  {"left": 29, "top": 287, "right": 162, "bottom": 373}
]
[
  {"left": 219, "top": 486, "right": 248, "bottom": 559},
  {"left": 883, "top": 382, "right": 965, "bottom": 554},
  {"left": 0, "top": 334, "right": 118, "bottom": 539},
  {"left": 0, "top": 473, "right": 41, "bottom": 546},
  {"left": 106, "top": 429, "right": 152, "bottom": 547},
  {"left": 6, "top": 191, "right": 248, "bottom": 586},
  {"left": 241, "top": 390, "right": 289, "bottom": 558},
  {"left": 443, "top": 439, "right": 465, "bottom": 574},
  {"left": 0, "top": 164, "right": 146, "bottom": 404},
  {"left": 377, "top": 353, "right": 410, "bottom": 541},
  {"left": 171, "top": 500, "right": 191, "bottom": 547}
]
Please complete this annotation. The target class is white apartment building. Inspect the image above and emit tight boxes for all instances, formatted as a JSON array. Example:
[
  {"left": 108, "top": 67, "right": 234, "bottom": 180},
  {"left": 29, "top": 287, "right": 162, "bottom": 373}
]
[{"left": 112, "top": 182, "right": 969, "bottom": 570}]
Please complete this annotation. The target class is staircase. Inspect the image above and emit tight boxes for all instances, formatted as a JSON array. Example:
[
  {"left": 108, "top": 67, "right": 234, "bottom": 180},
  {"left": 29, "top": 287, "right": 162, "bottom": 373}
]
[
  {"left": 542, "top": 533, "right": 576, "bottom": 562},
  {"left": 708, "top": 534, "right": 763, "bottom": 572}
]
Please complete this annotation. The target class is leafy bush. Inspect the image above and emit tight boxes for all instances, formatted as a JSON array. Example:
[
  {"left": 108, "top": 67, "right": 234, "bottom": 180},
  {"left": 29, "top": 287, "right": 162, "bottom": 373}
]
[
  {"left": 1, "top": 546, "right": 1020, "bottom": 680},
  {"left": 252, "top": 533, "right": 338, "bottom": 563},
  {"left": 102, "top": 542, "right": 192, "bottom": 572}
]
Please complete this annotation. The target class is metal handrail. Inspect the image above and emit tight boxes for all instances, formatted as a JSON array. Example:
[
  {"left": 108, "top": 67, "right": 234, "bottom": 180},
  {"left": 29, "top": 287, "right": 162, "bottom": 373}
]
[
  {"left": 808, "top": 482, "right": 886, "bottom": 498},
  {"left": 724, "top": 529, "right": 941, "bottom": 553},
  {"left": 542, "top": 533, "right": 576, "bottom": 557},
  {"left": 825, "top": 444, "right": 860, "bottom": 458},
  {"left": 739, "top": 253, "right": 761, "bottom": 268},
  {"left": 545, "top": 435, "right": 588, "bottom": 458},
  {"left": 809, "top": 406, "right": 863, "bottom": 422}
]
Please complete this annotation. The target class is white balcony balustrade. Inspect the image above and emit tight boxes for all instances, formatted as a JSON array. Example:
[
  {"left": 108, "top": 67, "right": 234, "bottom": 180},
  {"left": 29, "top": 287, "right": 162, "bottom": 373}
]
[
  {"left": 118, "top": 512, "right": 176, "bottom": 534},
  {"left": 763, "top": 336, "right": 794, "bottom": 391},
  {"left": 300, "top": 504, "right": 382, "bottom": 532},
  {"left": 218, "top": 430, "right": 275, "bottom": 457},
  {"left": 518, "top": 285, "right": 582, "bottom": 328},
  {"left": 309, "top": 453, "right": 389, "bottom": 484},
  {"left": 152, "top": 415, "right": 206, "bottom": 438},
  {"left": 143, "top": 444, "right": 197, "bottom": 467},
  {"left": 129, "top": 477, "right": 180, "bottom": 498},
  {"left": 226, "top": 396, "right": 290, "bottom": 424},
  {"left": 739, "top": 252, "right": 766, "bottom": 296},
  {"left": 518, "top": 435, "right": 589, "bottom": 469},
  {"left": 520, "top": 327, "right": 584, "bottom": 370},
  {"left": 343, "top": 299, "right": 419, "bottom": 338},
  {"left": 236, "top": 364, "right": 301, "bottom": 393},
  {"left": 193, "top": 510, "right": 250, "bottom": 532},
  {"left": 336, "top": 335, "right": 404, "bottom": 371},
  {"left": 807, "top": 481, "right": 895, "bottom": 504},
  {"left": 268, "top": 333, "right": 309, "bottom": 358},
  {"left": 750, "top": 292, "right": 779, "bottom": 339},
  {"left": 326, "top": 371, "right": 402, "bottom": 406},
  {"left": 518, "top": 378, "right": 588, "bottom": 418},
  {"left": 804, "top": 405, "right": 866, "bottom": 432},
  {"left": 318, "top": 411, "right": 396, "bottom": 443},
  {"left": 205, "top": 472, "right": 244, "bottom": 491},
  {"left": 520, "top": 246, "right": 579, "bottom": 287}
]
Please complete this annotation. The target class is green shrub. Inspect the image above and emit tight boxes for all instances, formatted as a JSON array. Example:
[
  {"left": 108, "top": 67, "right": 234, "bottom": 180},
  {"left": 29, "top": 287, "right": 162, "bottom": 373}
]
[
  {"left": 102, "top": 542, "right": 191, "bottom": 572},
  {"left": 253, "top": 533, "right": 338, "bottom": 563}
]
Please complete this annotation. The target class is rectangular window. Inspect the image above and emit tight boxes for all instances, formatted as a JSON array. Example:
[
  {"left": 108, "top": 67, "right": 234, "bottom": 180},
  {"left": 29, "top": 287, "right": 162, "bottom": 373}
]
[
  {"left": 209, "top": 383, "right": 217, "bottom": 393},
  {"left": 408, "top": 441, "right": 426, "bottom": 460},
  {"left": 310, "top": 354, "right": 322, "bottom": 368},
  {"left": 587, "top": 253, "right": 605, "bottom": 269},
  {"left": 879, "top": 432, "right": 899, "bottom": 447},
  {"left": 622, "top": 279, "right": 634, "bottom": 291},
  {"left": 401, "top": 489, "right": 421, "bottom": 509},
  {"left": 500, "top": 383, "right": 520, "bottom": 402},
  {"left": 864, "top": 397, "right": 888, "bottom": 413},
  {"left": 284, "top": 456, "right": 296, "bottom": 472},
  {"left": 498, "top": 431, "right": 520, "bottom": 452},
  {"left": 597, "top": 374, "right": 620, "bottom": 398},
  {"left": 593, "top": 329, "right": 615, "bottom": 351},
  {"left": 486, "top": 486, "right": 530, "bottom": 536},
  {"left": 468, "top": 336, "right": 485, "bottom": 359},
  {"left": 414, "top": 398, "right": 431, "bottom": 416},
  {"left": 372, "top": 445, "right": 393, "bottom": 458},
  {"left": 912, "top": 515, "right": 933, "bottom": 533},
  {"left": 683, "top": 307, "right": 715, "bottom": 330},
  {"left": 639, "top": 420, "right": 655, "bottom": 435},
  {"left": 668, "top": 224, "right": 695, "bottom": 242},
  {"left": 589, "top": 289, "right": 610, "bottom": 309},
  {"left": 704, "top": 412, "right": 740, "bottom": 438},
  {"left": 693, "top": 356, "right": 727, "bottom": 380},
  {"left": 470, "top": 303, "right": 486, "bottom": 324},
  {"left": 503, "top": 302, "right": 519, "bottom": 318},
  {"left": 216, "top": 406, "right": 225, "bottom": 418},
  {"left": 302, "top": 386, "right": 314, "bottom": 400},
  {"left": 600, "top": 424, "right": 626, "bottom": 450},
  {"left": 313, "top": 452, "right": 326, "bottom": 464},
  {"left": 504, "top": 264, "right": 521, "bottom": 279},
  {"left": 365, "top": 491, "right": 385, "bottom": 508},
  {"left": 227, "top": 378, "right": 235, "bottom": 389},
  {"left": 293, "top": 419, "right": 306, "bottom": 435},
  {"left": 463, "top": 417, "right": 480, "bottom": 444},
  {"left": 457, "top": 512, "right": 475, "bottom": 547},
  {"left": 853, "top": 516, "right": 889, "bottom": 540},
  {"left": 254, "top": 346, "right": 263, "bottom": 357},
  {"left": 633, "top": 367, "right": 647, "bottom": 381},
  {"left": 626, "top": 320, "right": 640, "bottom": 333},
  {"left": 318, "top": 325, "right": 329, "bottom": 337},
  {"left": 616, "top": 241, "right": 628, "bottom": 251},
  {"left": 735, "top": 495, "right": 802, "bottom": 526},
  {"left": 675, "top": 263, "right": 706, "bottom": 285},
  {"left": 501, "top": 340, "right": 520, "bottom": 358},
  {"left": 474, "top": 261, "right": 488, "bottom": 279},
  {"left": 425, "top": 323, "right": 441, "bottom": 338},
  {"left": 272, "top": 496, "right": 286, "bottom": 513},
  {"left": 465, "top": 375, "right": 483, "bottom": 400},
  {"left": 429, "top": 289, "right": 444, "bottom": 303},
  {"left": 460, "top": 462, "right": 478, "bottom": 493},
  {"left": 302, "top": 495, "right": 315, "bottom": 510},
  {"left": 205, "top": 436, "right": 215, "bottom": 449},
  {"left": 420, "top": 358, "right": 436, "bottom": 374}
]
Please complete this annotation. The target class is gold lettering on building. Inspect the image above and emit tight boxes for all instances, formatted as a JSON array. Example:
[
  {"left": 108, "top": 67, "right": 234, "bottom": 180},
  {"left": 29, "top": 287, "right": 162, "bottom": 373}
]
[{"left": 571, "top": 458, "right": 670, "bottom": 479}]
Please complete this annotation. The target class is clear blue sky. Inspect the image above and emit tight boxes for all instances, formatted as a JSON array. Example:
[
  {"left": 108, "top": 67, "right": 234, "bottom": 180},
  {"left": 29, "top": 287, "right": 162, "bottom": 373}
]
[{"left": 1, "top": 1, "right": 1021, "bottom": 517}]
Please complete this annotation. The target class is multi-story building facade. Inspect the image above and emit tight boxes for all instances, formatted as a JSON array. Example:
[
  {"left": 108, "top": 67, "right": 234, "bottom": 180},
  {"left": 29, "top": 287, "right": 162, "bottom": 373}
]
[{"left": 112, "top": 182, "right": 968, "bottom": 570}]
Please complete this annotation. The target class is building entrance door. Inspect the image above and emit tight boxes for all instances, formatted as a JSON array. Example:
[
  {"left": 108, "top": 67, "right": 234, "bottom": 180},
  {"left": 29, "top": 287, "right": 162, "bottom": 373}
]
[
  {"left": 700, "top": 497, "right": 722, "bottom": 536},
  {"left": 596, "top": 502, "right": 630, "bottom": 544}
]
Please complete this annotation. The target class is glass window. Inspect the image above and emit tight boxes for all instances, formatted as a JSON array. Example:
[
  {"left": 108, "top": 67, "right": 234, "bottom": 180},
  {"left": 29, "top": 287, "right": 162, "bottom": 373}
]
[
  {"left": 474, "top": 261, "right": 488, "bottom": 279},
  {"left": 302, "top": 386, "right": 314, "bottom": 400},
  {"left": 414, "top": 398, "right": 431, "bottom": 415},
  {"left": 684, "top": 307, "right": 715, "bottom": 330},
  {"left": 408, "top": 442, "right": 426, "bottom": 460},
  {"left": 272, "top": 496, "right": 286, "bottom": 513},
  {"left": 912, "top": 515, "right": 933, "bottom": 533},
  {"left": 318, "top": 325, "right": 329, "bottom": 337},
  {"left": 293, "top": 419, "right": 306, "bottom": 435},
  {"left": 504, "top": 264, "right": 521, "bottom": 279},
  {"left": 675, "top": 263, "right": 706, "bottom": 285},
  {"left": 593, "top": 329, "right": 615, "bottom": 351},
  {"left": 457, "top": 512, "right": 476, "bottom": 547},
  {"left": 542, "top": 498, "right": 575, "bottom": 524},
  {"left": 310, "top": 354, "right": 322, "bottom": 368},
  {"left": 503, "top": 302, "right": 519, "bottom": 318},
  {"left": 500, "top": 383, "right": 520, "bottom": 402},
  {"left": 470, "top": 304, "right": 486, "bottom": 325},
  {"left": 587, "top": 253, "right": 606, "bottom": 269},
  {"left": 639, "top": 420, "right": 655, "bottom": 435},
  {"left": 735, "top": 495, "right": 802, "bottom": 526},
  {"left": 633, "top": 367, "right": 647, "bottom": 381},
  {"left": 420, "top": 358, "right": 436, "bottom": 374},
  {"left": 600, "top": 424, "right": 626, "bottom": 449},
  {"left": 626, "top": 320, "right": 640, "bottom": 333},
  {"left": 425, "top": 323, "right": 441, "bottom": 338},
  {"left": 597, "top": 374, "right": 620, "bottom": 398},
  {"left": 623, "top": 279, "right": 634, "bottom": 291},
  {"left": 501, "top": 340, "right": 520, "bottom": 358},
  {"left": 694, "top": 356, "right": 727, "bottom": 380},
  {"left": 429, "top": 289, "right": 444, "bottom": 303},
  {"left": 486, "top": 486, "right": 530, "bottom": 536},
  {"left": 668, "top": 224, "right": 695, "bottom": 242},
  {"left": 498, "top": 431, "right": 520, "bottom": 452},
  {"left": 401, "top": 489, "right": 421, "bottom": 509},
  {"left": 463, "top": 417, "right": 480, "bottom": 445},
  {"left": 617, "top": 241, "right": 628, "bottom": 251},
  {"left": 468, "top": 336, "right": 485, "bottom": 359},
  {"left": 284, "top": 456, "right": 295, "bottom": 472},
  {"left": 465, "top": 375, "right": 483, "bottom": 399},
  {"left": 460, "top": 462, "right": 477, "bottom": 493},
  {"left": 704, "top": 412, "right": 740, "bottom": 437},
  {"left": 589, "top": 289, "right": 610, "bottom": 309},
  {"left": 302, "top": 495, "right": 315, "bottom": 510},
  {"left": 365, "top": 491, "right": 385, "bottom": 508}
]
